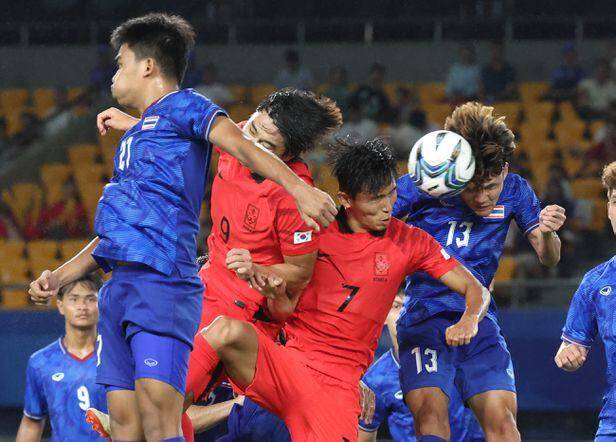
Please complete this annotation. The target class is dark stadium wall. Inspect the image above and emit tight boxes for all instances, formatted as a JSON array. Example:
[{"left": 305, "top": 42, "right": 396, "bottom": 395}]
[{"left": 0, "top": 40, "right": 609, "bottom": 88}]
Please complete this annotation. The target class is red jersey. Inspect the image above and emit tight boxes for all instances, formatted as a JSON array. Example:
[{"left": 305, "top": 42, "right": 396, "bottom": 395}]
[
  {"left": 284, "top": 215, "right": 457, "bottom": 388},
  {"left": 202, "top": 126, "right": 318, "bottom": 306}
]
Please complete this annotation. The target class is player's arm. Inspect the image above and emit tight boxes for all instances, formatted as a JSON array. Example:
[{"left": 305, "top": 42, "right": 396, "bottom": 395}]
[
  {"left": 358, "top": 429, "right": 378, "bottom": 442},
  {"left": 186, "top": 396, "right": 244, "bottom": 433},
  {"left": 554, "top": 341, "right": 589, "bottom": 372},
  {"left": 16, "top": 415, "right": 45, "bottom": 442},
  {"left": 439, "top": 265, "right": 491, "bottom": 346},
  {"left": 209, "top": 116, "right": 336, "bottom": 230},
  {"left": 29, "top": 237, "right": 100, "bottom": 305},
  {"left": 526, "top": 204, "right": 566, "bottom": 267}
]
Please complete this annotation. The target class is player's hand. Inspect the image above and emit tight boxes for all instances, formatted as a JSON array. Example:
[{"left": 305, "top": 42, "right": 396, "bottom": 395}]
[
  {"left": 539, "top": 204, "right": 566, "bottom": 233},
  {"left": 28, "top": 270, "right": 60, "bottom": 306},
  {"left": 234, "top": 395, "right": 245, "bottom": 406},
  {"left": 254, "top": 274, "right": 286, "bottom": 300},
  {"left": 226, "top": 248, "right": 256, "bottom": 281},
  {"left": 445, "top": 313, "right": 479, "bottom": 346},
  {"left": 359, "top": 381, "right": 376, "bottom": 425},
  {"left": 554, "top": 341, "right": 588, "bottom": 372},
  {"left": 291, "top": 182, "right": 337, "bottom": 232},
  {"left": 96, "top": 107, "right": 139, "bottom": 135}
]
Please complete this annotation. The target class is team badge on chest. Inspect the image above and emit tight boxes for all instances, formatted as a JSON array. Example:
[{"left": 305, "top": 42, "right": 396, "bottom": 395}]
[
  {"left": 243, "top": 204, "right": 260, "bottom": 232},
  {"left": 374, "top": 252, "right": 390, "bottom": 276}
]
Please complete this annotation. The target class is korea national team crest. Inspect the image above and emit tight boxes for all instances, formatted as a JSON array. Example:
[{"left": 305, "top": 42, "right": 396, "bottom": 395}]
[
  {"left": 243, "top": 203, "right": 260, "bottom": 232},
  {"left": 374, "top": 252, "right": 390, "bottom": 277}
]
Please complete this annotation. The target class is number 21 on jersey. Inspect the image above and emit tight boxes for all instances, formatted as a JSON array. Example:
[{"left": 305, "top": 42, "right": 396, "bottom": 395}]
[
  {"left": 446, "top": 221, "right": 473, "bottom": 248},
  {"left": 118, "top": 136, "right": 134, "bottom": 171}
]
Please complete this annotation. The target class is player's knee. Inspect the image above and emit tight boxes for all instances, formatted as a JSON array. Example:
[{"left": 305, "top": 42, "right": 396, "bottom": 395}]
[
  {"left": 484, "top": 410, "right": 519, "bottom": 441},
  {"left": 412, "top": 403, "right": 449, "bottom": 437},
  {"left": 202, "top": 315, "right": 249, "bottom": 349}
]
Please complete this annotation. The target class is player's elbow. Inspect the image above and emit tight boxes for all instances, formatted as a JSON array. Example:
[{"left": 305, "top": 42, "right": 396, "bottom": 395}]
[{"left": 539, "top": 253, "right": 560, "bottom": 268}]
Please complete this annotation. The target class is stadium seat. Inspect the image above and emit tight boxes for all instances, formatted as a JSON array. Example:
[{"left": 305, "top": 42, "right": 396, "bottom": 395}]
[
  {"left": 313, "top": 165, "right": 339, "bottom": 201},
  {"left": 2, "top": 183, "right": 42, "bottom": 227},
  {"left": 67, "top": 87, "right": 85, "bottom": 102},
  {"left": 518, "top": 82, "right": 549, "bottom": 103},
  {"left": 32, "top": 88, "right": 56, "bottom": 118},
  {"left": 554, "top": 120, "right": 586, "bottom": 146},
  {"left": 98, "top": 130, "right": 123, "bottom": 152},
  {"left": 522, "top": 101, "right": 555, "bottom": 123},
  {"left": 558, "top": 101, "right": 579, "bottom": 123},
  {"left": 517, "top": 121, "right": 551, "bottom": 143},
  {"left": 68, "top": 144, "right": 98, "bottom": 167},
  {"left": 571, "top": 178, "right": 604, "bottom": 199},
  {"left": 228, "top": 85, "right": 249, "bottom": 103},
  {"left": 0, "top": 257, "right": 29, "bottom": 284},
  {"left": 3, "top": 109, "right": 26, "bottom": 136},
  {"left": 60, "top": 239, "right": 88, "bottom": 260},
  {"left": 250, "top": 84, "right": 276, "bottom": 104},
  {"left": 418, "top": 82, "right": 445, "bottom": 104},
  {"left": 73, "top": 163, "right": 107, "bottom": 187},
  {"left": 589, "top": 120, "right": 606, "bottom": 139},
  {"left": 226, "top": 104, "right": 254, "bottom": 122},
  {"left": 1, "top": 289, "right": 30, "bottom": 309},
  {"left": 494, "top": 255, "right": 516, "bottom": 282},
  {"left": 424, "top": 103, "right": 453, "bottom": 126},
  {"left": 0, "top": 240, "right": 25, "bottom": 260},
  {"left": 26, "top": 240, "right": 59, "bottom": 261},
  {"left": 493, "top": 102, "right": 521, "bottom": 128},
  {"left": 0, "top": 88, "right": 30, "bottom": 110},
  {"left": 40, "top": 163, "right": 71, "bottom": 204},
  {"left": 29, "top": 257, "right": 62, "bottom": 280}
]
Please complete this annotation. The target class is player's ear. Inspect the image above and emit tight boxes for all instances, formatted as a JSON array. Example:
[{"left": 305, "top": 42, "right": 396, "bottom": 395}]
[
  {"left": 142, "top": 57, "right": 155, "bottom": 78},
  {"left": 338, "top": 191, "right": 352, "bottom": 210},
  {"left": 56, "top": 298, "right": 65, "bottom": 316},
  {"left": 502, "top": 162, "right": 509, "bottom": 177}
]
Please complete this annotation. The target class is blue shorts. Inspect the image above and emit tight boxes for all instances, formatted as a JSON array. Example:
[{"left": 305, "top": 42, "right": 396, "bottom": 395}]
[
  {"left": 398, "top": 312, "right": 516, "bottom": 402},
  {"left": 96, "top": 263, "right": 203, "bottom": 394}
]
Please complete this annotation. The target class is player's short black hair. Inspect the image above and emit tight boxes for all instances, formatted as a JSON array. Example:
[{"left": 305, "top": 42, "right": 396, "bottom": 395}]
[
  {"left": 58, "top": 272, "right": 103, "bottom": 300},
  {"left": 329, "top": 138, "right": 397, "bottom": 198},
  {"left": 256, "top": 88, "right": 343, "bottom": 159},
  {"left": 110, "top": 13, "right": 196, "bottom": 84}
]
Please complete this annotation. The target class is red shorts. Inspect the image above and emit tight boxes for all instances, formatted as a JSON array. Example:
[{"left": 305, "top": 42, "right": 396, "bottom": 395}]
[{"left": 231, "top": 324, "right": 360, "bottom": 442}]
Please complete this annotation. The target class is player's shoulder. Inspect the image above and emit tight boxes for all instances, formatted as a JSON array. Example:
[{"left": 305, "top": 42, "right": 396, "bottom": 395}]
[
  {"left": 29, "top": 338, "right": 62, "bottom": 368},
  {"left": 503, "top": 172, "right": 532, "bottom": 193},
  {"left": 580, "top": 256, "right": 616, "bottom": 293},
  {"left": 156, "top": 89, "right": 219, "bottom": 119},
  {"left": 387, "top": 217, "right": 430, "bottom": 242},
  {"left": 363, "top": 350, "right": 398, "bottom": 389}
]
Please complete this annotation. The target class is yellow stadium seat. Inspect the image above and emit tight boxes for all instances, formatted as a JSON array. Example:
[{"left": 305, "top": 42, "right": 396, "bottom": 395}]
[
  {"left": 424, "top": 103, "right": 453, "bottom": 127},
  {"left": 40, "top": 163, "right": 71, "bottom": 204},
  {"left": 228, "top": 85, "right": 249, "bottom": 103},
  {"left": 572, "top": 178, "right": 604, "bottom": 199},
  {"left": 554, "top": 119, "right": 586, "bottom": 146},
  {"left": 68, "top": 144, "right": 98, "bottom": 166},
  {"left": 32, "top": 88, "right": 56, "bottom": 118},
  {"left": 226, "top": 104, "right": 254, "bottom": 123},
  {"left": 26, "top": 240, "right": 59, "bottom": 261},
  {"left": 3, "top": 109, "right": 26, "bottom": 136},
  {"left": 98, "top": 130, "right": 123, "bottom": 152},
  {"left": 559, "top": 101, "right": 579, "bottom": 122},
  {"left": 493, "top": 102, "right": 521, "bottom": 128},
  {"left": 2, "top": 183, "right": 42, "bottom": 227},
  {"left": 530, "top": 158, "right": 552, "bottom": 193},
  {"left": 523, "top": 101, "right": 555, "bottom": 123},
  {"left": 591, "top": 198, "right": 607, "bottom": 231},
  {"left": 67, "top": 87, "right": 85, "bottom": 102},
  {"left": 60, "top": 239, "right": 88, "bottom": 260},
  {"left": 494, "top": 255, "right": 517, "bottom": 282},
  {"left": 519, "top": 82, "right": 549, "bottom": 103},
  {"left": 0, "top": 240, "right": 25, "bottom": 260},
  {"left": 29, "top": 257, "right": 62, "bottom": 279},
  {"left": 0, "top": 257, "right": 29, "bottom": 284},
  {"left": 563, "top": 151, "right": 583, "bottom": 177},
  {"left": 418, "top": 82, "right": 446, "bottom": 104},
  {"left": 313, "top": 165, "right": 339, "bottom": 201},
  {"left": 250, "top": 84, "right": 276, "bottom": 104},
  {"left": 0, "top": 88, "right": 30, "bottom": 110},
  {"left": 73, "top": 163, "right": 107, "bottom": 186},
  {"left": 1, "top": 289, "right": 30, "bottom": 309}
]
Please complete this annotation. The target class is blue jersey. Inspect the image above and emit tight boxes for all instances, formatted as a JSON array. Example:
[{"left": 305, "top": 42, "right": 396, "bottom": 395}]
[
  {"left": 359, "top": 349, "right": 484, "bottom": 441},
  {"left": 562, "top": 256, "right": 616, "bottom": 437},
  {"left": 218, "top": 397, "right": 290, "bottom": 442},
  {"left": 393, "top": 173, "right": 541, "bottom": 326},
  {"left": 23, "top": 338, "right": 107, "bottom": 442},
  {"left": 93, "top": 89, "right": 227, "bottom": 276}
]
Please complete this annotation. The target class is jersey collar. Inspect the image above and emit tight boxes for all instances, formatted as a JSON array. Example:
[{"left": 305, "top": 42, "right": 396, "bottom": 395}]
[{"left": 59, "top": 337, "right": 95, "bottom": 363}]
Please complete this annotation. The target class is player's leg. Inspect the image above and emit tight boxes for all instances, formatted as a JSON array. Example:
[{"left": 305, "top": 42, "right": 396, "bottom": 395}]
[
  {"left": 467, "top": 390, "right": 519, "bottom": 442},
  {"left": 457, "top": 317, "right": 520, "bottom": 442},
  {"left": 106, "top": 389, "right": 144, "bottom": 440},
  {"left": 398, "top": 314, "right": 457, "bottom": 440}
]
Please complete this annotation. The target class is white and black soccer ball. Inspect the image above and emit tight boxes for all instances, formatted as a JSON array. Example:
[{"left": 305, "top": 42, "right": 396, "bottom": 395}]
[{"left": 407, "top": 130, "right": 475, "bottom": 198}]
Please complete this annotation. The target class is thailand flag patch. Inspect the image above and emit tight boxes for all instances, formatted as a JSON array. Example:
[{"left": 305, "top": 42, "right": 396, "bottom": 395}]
[
  {"left": 142, "top": 116, "right": 159, "bottom": 130},
  {"left": 484, "top": 205, "right": 505, "bottom": 219},
  {"left": 293, "top": 231, "right": 312, "bottom": 244}
]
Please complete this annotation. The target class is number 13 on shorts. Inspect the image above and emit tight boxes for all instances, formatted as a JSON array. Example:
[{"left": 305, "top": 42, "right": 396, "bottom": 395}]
[{"left": 411, "top": 346, "right": 438, "bottom": 374}]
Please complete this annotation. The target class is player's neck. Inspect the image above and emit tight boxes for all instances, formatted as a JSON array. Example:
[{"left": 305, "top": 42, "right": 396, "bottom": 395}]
[
  {"left": 63, "top": 326, "right": 96, "bottom": 358},
  {"left": 138, "top": 78, "right": 179, "bottom": 115}
]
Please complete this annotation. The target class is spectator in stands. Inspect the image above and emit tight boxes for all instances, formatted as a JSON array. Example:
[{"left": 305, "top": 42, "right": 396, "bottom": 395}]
[
  {"left": 545, "top": 42, "right": 585, "bottom": 102},
  {"left": 39, "top": 178, "right": 87, "bottom": 239},
  {"left": 349, "top": 62, "right": 392, "bottom": 122},
  {"left": 12, "top": 112, "right": 40, "bottom": 147},
  {"left": 44, "top": 87, "right": 76, "bottom": 136},
  {"left": 387, "top": 108, "right": 438, "bottom": 160},
  {"left": 481, "top": 42, "right": 518, "bottom": 103},
  {"left": 323, "top": 66, "right": 352, "bottom": 111},
  {"left": 195, "top": 63, "right": 234, "bottom": 108},
  {"left": 335, "top": 104, "right": 377, "bottom": 143},
  {"left": 274, "top": 49, "right": 314, "bottom": 90},
  {"left": 89, "top": 46, "right": 115, "bottom": 99},
  {"left": 577, "top": 58, "right": 616, "bottom": 120},
  {"left": 578, "top": 101, "right": 616, "bottom": 178},
  {"left": 510, "top": 150, "right": 533, "bottom": 182},
  {"left": 445, "top": 43, "right": 481, "bottom": 103},
  {"left": 392, "top": 85, "right": 420, "bottom": 124}
]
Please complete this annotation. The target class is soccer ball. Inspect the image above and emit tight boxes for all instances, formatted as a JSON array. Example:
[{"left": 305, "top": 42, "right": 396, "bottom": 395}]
[{"left": 407, "top": 130, "right": 475, "bottom": 198}]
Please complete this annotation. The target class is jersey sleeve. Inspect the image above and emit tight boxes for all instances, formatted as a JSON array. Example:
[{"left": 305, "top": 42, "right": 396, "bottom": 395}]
[
  {"left": 406, "top": 227, "right": 458, "bottom": 278},
  {"left": 23, "top": 358, "right": 47, "bottom": 420},
  {"left": 175, "top": 93, "right": 228, "bottom": 142},
  {"left": 358, "top": 379, "right": 386, "bottom": 433},
  {"left": 561, "top": 273, "right": 598, "bottom": 347},
  {"left": 393, "top": 174, "right": 421, "bottom": 219},
  {"left": 512, "top": 176, "right": 541, "bottom": 235},
  {"left": 273, "top": 192, "right": 319, "bottom": 256}
]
